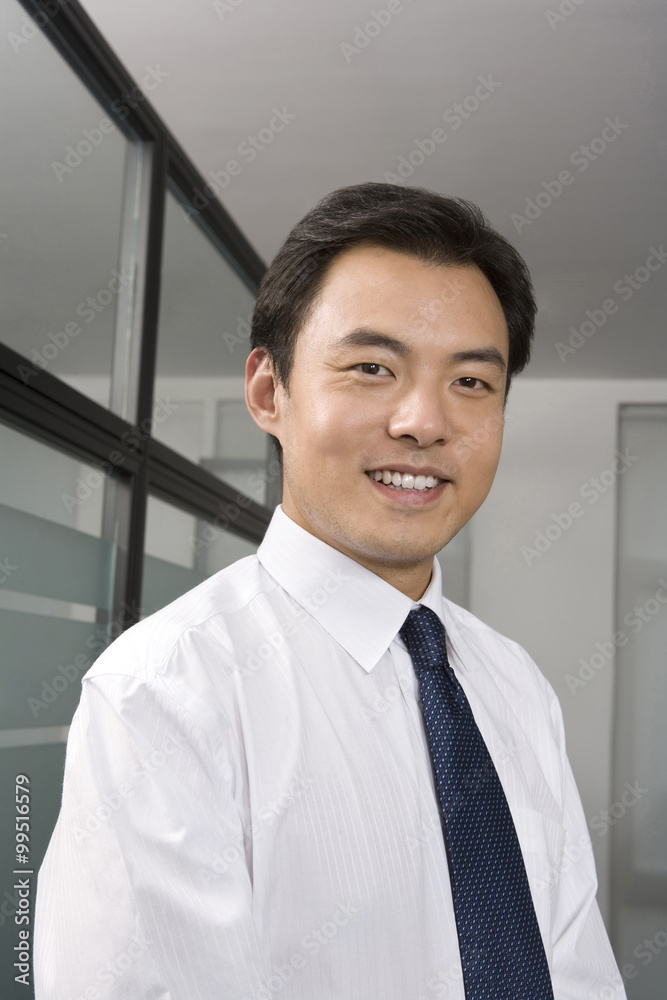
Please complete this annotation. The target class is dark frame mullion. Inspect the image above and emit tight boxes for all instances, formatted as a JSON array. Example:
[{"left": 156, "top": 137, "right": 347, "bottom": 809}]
[
  {"left": 120, "top": 133, "right": 168, "bottom": 626},
  {"left": 17, "top": 0, "right": 160, "bottom": 143},
  {"left": 166, "top": 146, "right": 265, "bottom": 292},
  {"left": 0, "top": 344, "right": 140, "bottom": 473},
  {"left": 147, "top": 438, "right": 272, "bottom": 543}
]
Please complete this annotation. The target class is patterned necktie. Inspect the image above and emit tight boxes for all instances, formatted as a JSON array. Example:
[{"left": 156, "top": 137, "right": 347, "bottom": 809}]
[{"left": 400, "top": 605, "right": 554, "bottom": 1000}]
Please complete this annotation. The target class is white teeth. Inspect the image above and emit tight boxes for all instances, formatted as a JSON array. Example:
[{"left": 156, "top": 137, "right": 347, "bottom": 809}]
[{"left": 368, "top": 470, "right": 443, "bottom": 491}]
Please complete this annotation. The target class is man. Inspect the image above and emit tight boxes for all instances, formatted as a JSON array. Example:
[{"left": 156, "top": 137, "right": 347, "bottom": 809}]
[{"left": 35, "top": 183, "right": 625, "bottom": 999}]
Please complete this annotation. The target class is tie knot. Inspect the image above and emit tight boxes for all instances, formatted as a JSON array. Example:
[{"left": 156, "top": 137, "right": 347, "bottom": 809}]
[{"left": 399, "top": 605, "right": 450, "bottom": 675}]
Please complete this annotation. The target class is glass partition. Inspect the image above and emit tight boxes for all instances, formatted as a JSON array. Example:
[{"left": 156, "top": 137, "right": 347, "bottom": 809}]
[
  {"left": 142, "top": 494, "right": 258, "bottom": 615},
  {"left": 0, "top": 419, "right": 119, "bottom": 986},
  {"left": 0, "top": 0, "right": 129, "bottom": 411},
  {"left": 153, "top": 191, "right": 278, "bottom": 506},
  {"left": 612, "top": 405, "right": 667, "bottom": 999}
]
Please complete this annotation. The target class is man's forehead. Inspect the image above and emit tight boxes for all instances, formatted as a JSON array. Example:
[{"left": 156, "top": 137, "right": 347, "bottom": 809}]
[{"left": 298, "top": 247, "right": 507, "bottom": 350}]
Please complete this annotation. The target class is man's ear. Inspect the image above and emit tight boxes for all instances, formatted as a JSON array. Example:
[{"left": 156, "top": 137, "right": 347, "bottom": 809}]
[{"left": 245, "top": 348, "right": 284, "bottom": 440}]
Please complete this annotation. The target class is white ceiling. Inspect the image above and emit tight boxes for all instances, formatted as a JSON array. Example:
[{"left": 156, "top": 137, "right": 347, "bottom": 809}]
[{"left": 49, "top": 1, "right": 667, "bottom": 378}]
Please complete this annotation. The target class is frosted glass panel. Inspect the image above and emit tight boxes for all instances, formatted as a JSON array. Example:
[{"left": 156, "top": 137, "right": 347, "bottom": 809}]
[
  {"left": 0, "top": 422, "right": 117, "bottom": 731},
  {"left": 0, "top": 420, "right": 119, "bottom": 1000},
  {"left": 142, "top": 495, "right": 258, "bottom": 615},
  {"left": 142, "top": 556, "right": 207, "bottom": 615},
  {"left": 612, "top": 405, "right": 667, "bottom": 999},
  {"left": 0, "top": 503, "right": 112, "bottom": 607},
  {"left": 0, "top": 611, "right": 103, "bottom": 729}
]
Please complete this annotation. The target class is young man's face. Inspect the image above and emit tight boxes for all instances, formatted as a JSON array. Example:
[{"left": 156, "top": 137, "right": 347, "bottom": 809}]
[{"left": 249, "top": 244, "right": 509, "bottom": 597}]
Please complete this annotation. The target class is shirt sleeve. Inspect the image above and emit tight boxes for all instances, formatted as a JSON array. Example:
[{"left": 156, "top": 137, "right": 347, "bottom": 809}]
[
  {"left": 546, "top": 683, "right": 627, "bottom": 1000},
  {"left": 34, "top": 668, "right": 271, "bottom": 1000}
]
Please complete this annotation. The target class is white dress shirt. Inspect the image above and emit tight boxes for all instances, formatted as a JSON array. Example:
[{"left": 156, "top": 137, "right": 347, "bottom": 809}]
[{"left": 35, "top": 504, "right": 625, "bottom": 1000}]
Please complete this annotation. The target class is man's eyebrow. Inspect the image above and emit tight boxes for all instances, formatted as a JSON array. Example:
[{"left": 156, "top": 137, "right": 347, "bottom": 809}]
[
  {"left": 331, "top": 332, "right": 507, "bottom": 373},
  {"left": 448, "top": 348, "right": 507, "bottom": 372},
  {"left": 330, "top": 328, "right": 411, "bottom": 355}
]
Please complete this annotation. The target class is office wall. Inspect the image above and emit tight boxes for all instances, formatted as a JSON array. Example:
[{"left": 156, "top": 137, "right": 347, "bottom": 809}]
[{"left": 468, "top": 378, "right": 667, "bottom": 925}]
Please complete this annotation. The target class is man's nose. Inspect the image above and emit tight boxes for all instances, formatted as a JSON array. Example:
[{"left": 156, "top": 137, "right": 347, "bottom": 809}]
[{"left": 386, "top": 382, "right": 453, "bottom": 448}]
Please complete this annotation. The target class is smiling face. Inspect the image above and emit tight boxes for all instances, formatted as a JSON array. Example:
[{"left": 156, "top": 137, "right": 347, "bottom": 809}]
[{"left": 246, "top": 244, "right": 510, "bottom": 599}]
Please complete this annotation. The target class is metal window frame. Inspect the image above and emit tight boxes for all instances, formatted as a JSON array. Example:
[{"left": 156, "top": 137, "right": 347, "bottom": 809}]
[
  {"left": 610, "top": 402, "right": 667, "bottom": 948},
  {"left": 2, "top": 0, "right": 271, "bottom": 630}
]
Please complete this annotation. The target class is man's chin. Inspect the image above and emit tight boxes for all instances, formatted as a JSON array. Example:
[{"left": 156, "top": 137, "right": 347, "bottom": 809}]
[{"left": 338, "top": 532, "right": 446, "bottom": 571}]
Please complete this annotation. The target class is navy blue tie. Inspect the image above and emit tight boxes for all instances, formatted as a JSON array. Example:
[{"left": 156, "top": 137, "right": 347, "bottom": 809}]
[{"left": 400, "top": 605, "right": 553, "bottom": 1000}]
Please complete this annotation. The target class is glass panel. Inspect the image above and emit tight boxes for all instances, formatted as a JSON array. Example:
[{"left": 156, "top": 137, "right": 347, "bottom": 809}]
[
  {"left": 0, "top": 0, "right": 129, "bottom": 410},
  {"left": 436, "top": 523, "right": 470, "bottom": 609},
  {"left": 0, "top": 419, "right": 119, "bottom": 998},
  {"left": 612, "top": 405, "right": 667, "bottom": 1000},
  {"left": 0, "top": 421, "right": 117, "bottom": 731},
  {"left": 153, "top": 191, "right": 276, "bottom": 505},
  {"left": 142, "top": 495, "right": 258, "bottom": 615}
]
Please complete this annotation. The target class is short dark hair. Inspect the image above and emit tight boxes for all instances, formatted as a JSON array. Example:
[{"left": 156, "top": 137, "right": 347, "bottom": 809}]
[{"left": 251, "top": 182, "right": 536, "bottom": 457}]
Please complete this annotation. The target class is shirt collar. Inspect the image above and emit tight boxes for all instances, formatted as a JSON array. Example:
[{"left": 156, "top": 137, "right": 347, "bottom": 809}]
[{"left": 257, "top": 505, "right": 446, "bottom": 673}]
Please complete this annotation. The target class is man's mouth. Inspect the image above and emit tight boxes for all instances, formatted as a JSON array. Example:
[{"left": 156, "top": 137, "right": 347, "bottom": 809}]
[{"left": 365, "top": 469, "right": 446, "bottom": 491}]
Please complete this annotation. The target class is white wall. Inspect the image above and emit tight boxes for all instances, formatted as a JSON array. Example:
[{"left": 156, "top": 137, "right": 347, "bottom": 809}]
[{"left": 468, "top": 378, "right": 667, "bottom": 926}]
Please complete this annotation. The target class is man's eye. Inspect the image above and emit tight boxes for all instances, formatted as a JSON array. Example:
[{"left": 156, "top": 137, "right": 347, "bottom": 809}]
[
  {"left": 456, "top": 377, "right": 488, "bottom": 389},
  {"left": 354, "top": 363, "right": 390, "bottom": 376}
]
